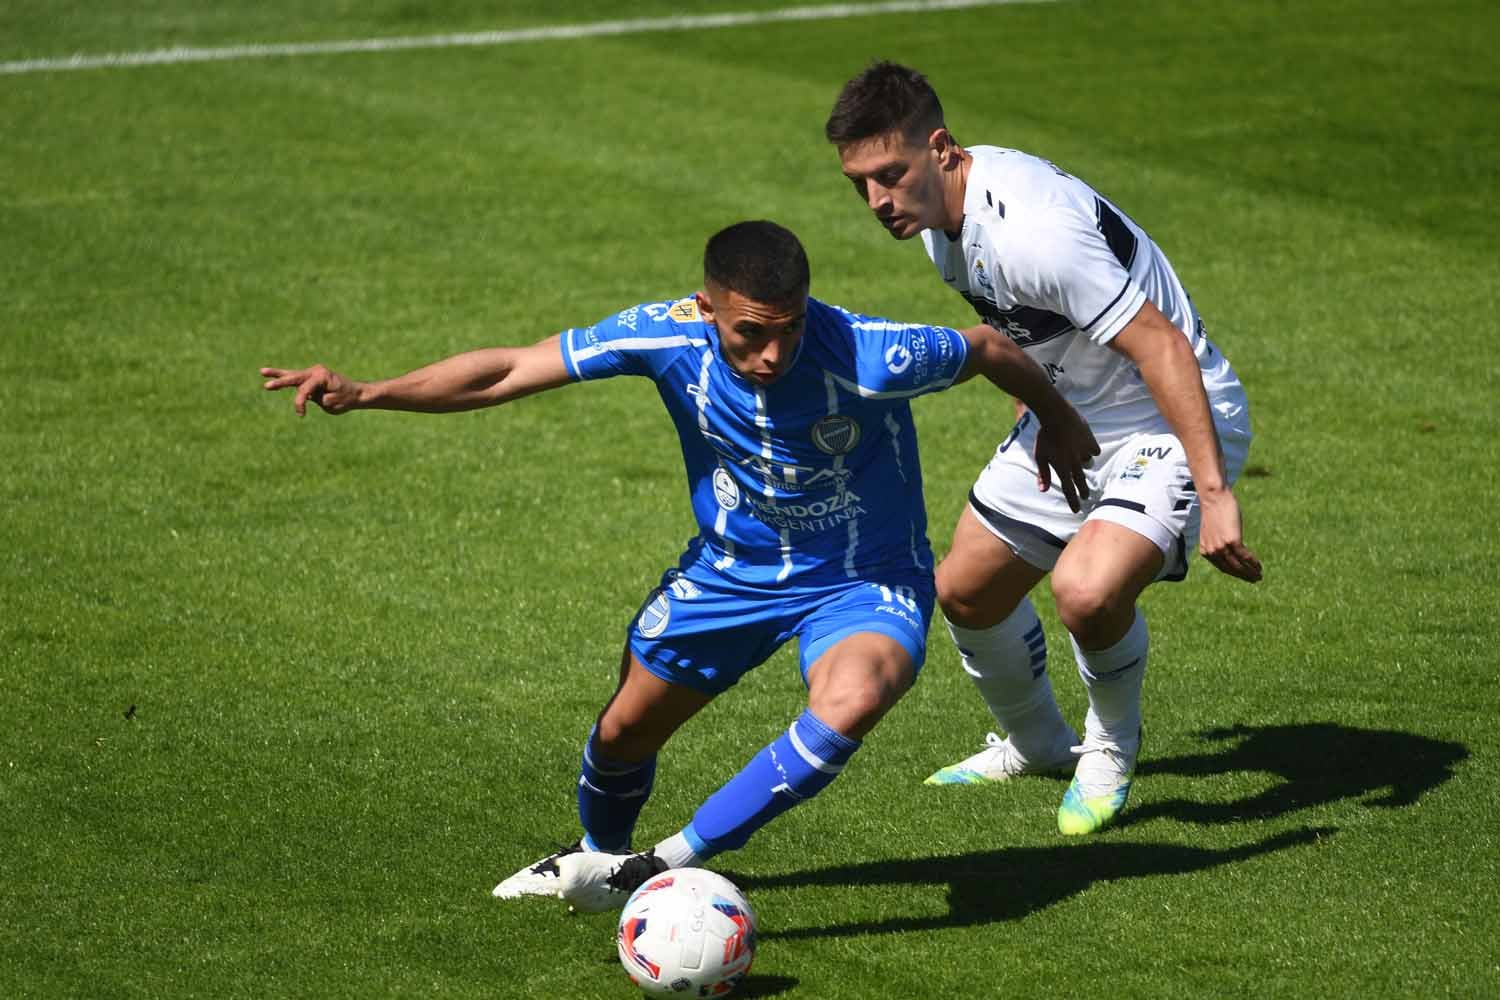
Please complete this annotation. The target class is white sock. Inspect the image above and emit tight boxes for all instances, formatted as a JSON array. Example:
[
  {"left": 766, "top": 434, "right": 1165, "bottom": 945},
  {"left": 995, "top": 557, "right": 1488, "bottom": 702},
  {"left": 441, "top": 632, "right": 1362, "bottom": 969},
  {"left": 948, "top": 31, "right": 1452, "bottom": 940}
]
[
  {"left": 651, "top": 832, "right": 702, "bottom": 870},
  {"left": 945, "top": 598, "right": 1073, "bottom": 762},
  {"left": 1072, "top": 610, "right": 1148, "bottom": 749}
]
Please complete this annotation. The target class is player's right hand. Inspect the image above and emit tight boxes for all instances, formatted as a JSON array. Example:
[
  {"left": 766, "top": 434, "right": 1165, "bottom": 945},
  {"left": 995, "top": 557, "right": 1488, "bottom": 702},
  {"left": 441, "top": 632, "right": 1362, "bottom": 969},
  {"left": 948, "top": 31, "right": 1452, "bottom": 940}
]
[
  {"left": 1032, "top": 402, "right": 1099, "bottom": 513},
  {"left": 260, "top": 364, "right": 362, "bottom": 416}
]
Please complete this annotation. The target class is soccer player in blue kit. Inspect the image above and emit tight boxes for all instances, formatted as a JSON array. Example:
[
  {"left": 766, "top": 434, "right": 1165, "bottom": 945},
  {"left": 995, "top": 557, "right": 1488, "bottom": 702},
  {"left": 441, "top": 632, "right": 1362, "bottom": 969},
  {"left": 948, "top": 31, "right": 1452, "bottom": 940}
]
[{"left": 261, "top": 221, "right": 1097, "bottom": 910}]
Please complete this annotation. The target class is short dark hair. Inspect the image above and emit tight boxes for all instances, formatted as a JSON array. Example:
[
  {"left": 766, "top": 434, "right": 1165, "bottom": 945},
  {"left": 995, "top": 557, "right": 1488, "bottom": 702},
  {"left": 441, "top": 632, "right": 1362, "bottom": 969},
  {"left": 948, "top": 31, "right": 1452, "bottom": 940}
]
[
  {"left": 703, "top": 221, "right": 810, "bottom": 303},
  {"left": 825, "top": 61, "right": 945, "bottom": 147}
]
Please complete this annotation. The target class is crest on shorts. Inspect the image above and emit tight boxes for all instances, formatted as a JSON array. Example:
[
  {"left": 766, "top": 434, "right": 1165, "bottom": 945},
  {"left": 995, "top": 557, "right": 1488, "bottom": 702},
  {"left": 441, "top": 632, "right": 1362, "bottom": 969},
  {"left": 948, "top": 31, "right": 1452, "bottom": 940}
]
[
  {"left": 811, "top": 414, "right": 861, "bottom": 455},
  {"left": 637, "top": 592, "right": 671, "bottom": 639}
]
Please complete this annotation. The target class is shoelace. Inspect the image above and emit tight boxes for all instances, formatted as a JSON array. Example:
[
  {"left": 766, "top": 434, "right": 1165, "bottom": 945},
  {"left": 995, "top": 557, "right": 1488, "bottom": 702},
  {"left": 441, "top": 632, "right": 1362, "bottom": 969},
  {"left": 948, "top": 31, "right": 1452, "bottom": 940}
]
[
  {"left": 606, "top": 851, "right": 667, "bottom": 894},
  {"left": 1070, "top": 729, "right": 1140, "bottom": 765},
  {"left": 531, "top": 841, "right": 582, "bottom": 876},
  {"left": 1069, "top": 733, "right": 1137, "bottom": 796}
]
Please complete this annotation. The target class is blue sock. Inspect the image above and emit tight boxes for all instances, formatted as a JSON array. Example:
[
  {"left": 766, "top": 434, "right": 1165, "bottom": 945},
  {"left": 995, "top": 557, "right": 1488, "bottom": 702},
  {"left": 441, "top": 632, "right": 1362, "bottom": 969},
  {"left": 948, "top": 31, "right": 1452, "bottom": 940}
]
[
  {"left": 576, "top": 728, "right": 656, "bottom": 852},
  {"left": 684, "top": 709, "right": 860, "bottom": 858}
]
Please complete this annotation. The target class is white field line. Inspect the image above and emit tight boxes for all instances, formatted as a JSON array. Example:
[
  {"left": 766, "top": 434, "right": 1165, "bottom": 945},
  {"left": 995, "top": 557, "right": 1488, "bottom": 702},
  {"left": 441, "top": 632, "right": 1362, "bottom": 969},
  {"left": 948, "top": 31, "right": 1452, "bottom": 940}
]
[{"left": 0, "top": 0, "right": 1055, "bottom": 76}]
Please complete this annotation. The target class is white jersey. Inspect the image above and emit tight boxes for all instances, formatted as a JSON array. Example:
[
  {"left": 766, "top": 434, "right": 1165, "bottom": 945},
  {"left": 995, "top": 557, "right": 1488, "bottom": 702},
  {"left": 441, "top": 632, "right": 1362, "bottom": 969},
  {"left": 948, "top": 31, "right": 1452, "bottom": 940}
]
[{"left": 922, "top": 145, "right": 1242, "bottom": 446}]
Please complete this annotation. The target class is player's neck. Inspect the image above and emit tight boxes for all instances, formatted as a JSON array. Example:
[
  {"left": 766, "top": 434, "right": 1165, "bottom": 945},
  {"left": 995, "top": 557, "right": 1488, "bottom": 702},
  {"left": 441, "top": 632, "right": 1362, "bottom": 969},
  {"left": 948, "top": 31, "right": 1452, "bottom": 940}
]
[{"left": 941, "top": 148, "right": 971, "bottom": 239}]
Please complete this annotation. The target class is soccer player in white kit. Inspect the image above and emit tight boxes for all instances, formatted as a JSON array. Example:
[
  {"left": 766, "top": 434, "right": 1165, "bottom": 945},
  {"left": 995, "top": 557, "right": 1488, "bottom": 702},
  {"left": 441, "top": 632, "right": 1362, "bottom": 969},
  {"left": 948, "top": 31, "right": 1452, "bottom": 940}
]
[{"left": 827, "top": 63, "right": 1263, "bottom": 834}]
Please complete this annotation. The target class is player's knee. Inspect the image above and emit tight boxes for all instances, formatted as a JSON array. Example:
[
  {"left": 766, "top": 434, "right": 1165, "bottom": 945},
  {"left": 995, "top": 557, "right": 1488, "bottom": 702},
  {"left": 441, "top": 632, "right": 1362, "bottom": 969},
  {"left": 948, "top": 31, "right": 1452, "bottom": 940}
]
[
  {"left": 593, "top": 711, "right": 667, "bottom": 763},
  {"left": 936, "top": 561, "right": 989, "bottom": 626},
  {"left": 809, "top": 668, "right": 911, "bottom": 737},
  {"left": 1050, "top": 573, "right": 1126, "bottom": 641},
  {"left": 813, "top": 682, "right": 898, "bottom": 735}
]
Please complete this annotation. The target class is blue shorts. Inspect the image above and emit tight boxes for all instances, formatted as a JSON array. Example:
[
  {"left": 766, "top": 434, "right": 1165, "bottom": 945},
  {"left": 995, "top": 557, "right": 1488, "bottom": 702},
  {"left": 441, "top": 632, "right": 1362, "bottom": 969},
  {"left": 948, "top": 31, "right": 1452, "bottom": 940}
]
[{"left": 626, "top": 559, "right": 936, "bottom": 696}]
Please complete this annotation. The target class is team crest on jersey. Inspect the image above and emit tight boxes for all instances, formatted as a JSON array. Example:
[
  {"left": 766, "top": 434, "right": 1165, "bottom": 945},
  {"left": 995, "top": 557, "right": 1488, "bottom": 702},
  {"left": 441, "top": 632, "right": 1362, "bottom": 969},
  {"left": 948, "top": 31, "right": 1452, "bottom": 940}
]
[
  {"left": 637, "top": 592, "right": 671, "bottom": 639},
  {"left": 712, "top": 466, "right": 741, "bottom": 510},
  {"left": 667, "top": 299, "right": 701, "bottom": 323},
  {"left": 973, "top": 259, "right": 994, "bottom": 292},
  {"left": 810, "top": 414, "right": 861, "bottom": 455}
]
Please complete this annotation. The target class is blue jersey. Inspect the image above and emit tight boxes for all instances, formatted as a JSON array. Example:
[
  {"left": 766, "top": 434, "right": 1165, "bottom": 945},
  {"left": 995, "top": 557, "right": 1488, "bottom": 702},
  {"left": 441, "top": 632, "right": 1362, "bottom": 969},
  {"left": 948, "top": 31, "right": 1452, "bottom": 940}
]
[{"left": 560, "top": 295, "right": 969, "bottom": 588}]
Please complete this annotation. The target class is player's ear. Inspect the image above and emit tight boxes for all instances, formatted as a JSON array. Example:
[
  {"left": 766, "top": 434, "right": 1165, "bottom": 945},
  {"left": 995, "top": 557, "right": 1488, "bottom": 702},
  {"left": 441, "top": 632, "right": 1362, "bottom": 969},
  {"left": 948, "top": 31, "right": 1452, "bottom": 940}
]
[
  {"left": 929, "top": 127, "right": 957, "bottom": 166},
  {"left": 695, "top": 289, "right": 715, "bottom": 325}
]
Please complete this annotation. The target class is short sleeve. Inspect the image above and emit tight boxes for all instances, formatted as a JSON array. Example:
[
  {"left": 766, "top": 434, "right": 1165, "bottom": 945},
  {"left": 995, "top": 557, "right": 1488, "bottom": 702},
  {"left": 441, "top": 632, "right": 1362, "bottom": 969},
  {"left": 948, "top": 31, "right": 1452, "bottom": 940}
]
[
  {"left": 561, "top": 300, "right": 701, "bottom": 382},
  {"left": 1003, "top": 203, "right": 1147, "bottom": 346},
  {"left": 832, "top": 304, "right": 970, "bottom": 399}
]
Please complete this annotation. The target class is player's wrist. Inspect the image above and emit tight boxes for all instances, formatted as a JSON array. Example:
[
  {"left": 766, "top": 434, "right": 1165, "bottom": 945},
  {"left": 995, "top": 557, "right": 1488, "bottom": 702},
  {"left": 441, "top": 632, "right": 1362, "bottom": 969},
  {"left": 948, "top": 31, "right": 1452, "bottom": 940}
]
[
  {"left": 350, "top": 379, "right": 378, "bottom": 409},
  {"left": 1197, "top": 481, "right": 1232, "bottom": 502},
  {"left": 1024, "top": 390, "right": 1070, "bottom": 428}
]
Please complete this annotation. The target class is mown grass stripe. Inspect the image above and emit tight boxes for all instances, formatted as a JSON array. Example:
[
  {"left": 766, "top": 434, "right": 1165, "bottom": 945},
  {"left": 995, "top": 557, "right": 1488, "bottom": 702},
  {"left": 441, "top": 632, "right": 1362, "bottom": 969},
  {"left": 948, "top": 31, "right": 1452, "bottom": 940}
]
[{"left": 0, "top": 0, "right": 1056, "bottom": 76}]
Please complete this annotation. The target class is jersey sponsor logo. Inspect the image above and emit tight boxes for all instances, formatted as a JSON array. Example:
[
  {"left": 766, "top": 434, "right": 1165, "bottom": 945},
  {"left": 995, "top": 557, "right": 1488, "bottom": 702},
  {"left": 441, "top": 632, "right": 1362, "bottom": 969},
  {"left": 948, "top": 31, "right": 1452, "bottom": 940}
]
[
  {"left": 712, "top": 466, "right": 741, "bottom": 510},
  {"left": 743, "top": 488, "right": 867, "bottom": 533},
  {"left": 884, "top": 343, "right": 913, "bottom": 375},
  {"left": 810, "top": 414, "right": 861, "bottom": 455},
  {"left": 713, "top": 447, "right": 852, "bottom": 495},
  {"left": 1120, "top": 456, "right": 1150, "bottom": 481},
  {"left": 637, "top": 592, "right": 671, "bottom": 638},
  {"left": 617, "top": 305, "right": 640, "bottom": 331},
  {"left": 964, "top": 292, "right": 1074, "bottom": 348},
  {"left": 1138, "top": 445, "right": 1173, "bottom": 460}
]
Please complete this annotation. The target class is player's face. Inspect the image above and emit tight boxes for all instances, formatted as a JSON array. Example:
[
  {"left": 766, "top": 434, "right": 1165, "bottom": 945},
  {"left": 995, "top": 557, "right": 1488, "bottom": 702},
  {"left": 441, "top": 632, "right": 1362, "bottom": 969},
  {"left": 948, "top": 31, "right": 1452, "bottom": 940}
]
[
  {"left": 838, "top": 129, "right": 952, "bottom": 239},
  {"left": 697, "top": 284, "right": 808, "bottom": 386}
]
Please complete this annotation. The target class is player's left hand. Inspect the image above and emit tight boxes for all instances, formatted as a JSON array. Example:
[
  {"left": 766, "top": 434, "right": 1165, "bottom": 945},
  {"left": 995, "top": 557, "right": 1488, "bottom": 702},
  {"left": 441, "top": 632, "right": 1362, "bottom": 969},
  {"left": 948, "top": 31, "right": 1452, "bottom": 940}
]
[
  {"left": 260, "top": 364, "right": 363, "bottom": 416},
  {"left": 1198, "top": 489, "right": 1262, "bottom": 582},
  {"left": 1032, "top": 402, "right": 1100, "bottom": 513}
]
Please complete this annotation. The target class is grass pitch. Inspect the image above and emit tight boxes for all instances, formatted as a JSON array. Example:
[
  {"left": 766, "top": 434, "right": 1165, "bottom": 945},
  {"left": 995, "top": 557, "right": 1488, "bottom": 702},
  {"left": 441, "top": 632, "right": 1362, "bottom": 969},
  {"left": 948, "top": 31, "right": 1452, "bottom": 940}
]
[{"left": 3, "top": 2, "right": 1497, "bottom": 997}]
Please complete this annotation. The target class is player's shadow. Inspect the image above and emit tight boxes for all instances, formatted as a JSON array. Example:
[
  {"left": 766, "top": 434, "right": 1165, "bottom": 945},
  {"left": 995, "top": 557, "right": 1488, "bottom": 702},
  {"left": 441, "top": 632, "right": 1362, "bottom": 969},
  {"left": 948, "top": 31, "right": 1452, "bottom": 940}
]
[
  {"left": 732, "top": 974, "right": 800, "bottom": 998},
  {"left": 735, "top": 722, "right": 1465, "bottom": 940},
  {"left": 1124, "top": 721, "right": 1468, "bottom": 826},
  {"left": 736, "top": 827, "right": 1331, "bottom": 939}
]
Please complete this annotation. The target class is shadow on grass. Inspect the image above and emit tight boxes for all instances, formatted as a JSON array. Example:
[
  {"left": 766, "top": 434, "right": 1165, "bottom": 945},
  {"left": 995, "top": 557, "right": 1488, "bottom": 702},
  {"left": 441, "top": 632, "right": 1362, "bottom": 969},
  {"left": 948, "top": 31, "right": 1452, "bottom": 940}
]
[
  {"left": 735, "top": 827, "right": 1331, "bottom": 939},
  {"left": 733, "top": 974, "right": 800, "bottom": 998},
  {"left": 1126, "top": 721, "right": 1469, "bottom": 826},
  {"left": 735, "top": 723, "right": 1466, "bottom": 940}
]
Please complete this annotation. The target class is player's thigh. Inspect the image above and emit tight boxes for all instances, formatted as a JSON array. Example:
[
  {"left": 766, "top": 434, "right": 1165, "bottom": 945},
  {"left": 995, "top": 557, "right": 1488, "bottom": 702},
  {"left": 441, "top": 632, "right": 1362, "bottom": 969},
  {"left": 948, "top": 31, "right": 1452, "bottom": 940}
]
[
  {"left": 626, "top": 567, "right": 789, "bottom": 696},
  {"left": 595, "top": 646, "right": 716, "bottom": 761},
  {"left": 936, "top": 505, "right": 1049, "bottom": 628},
  {"left": 805, "top": 631, "right": 917, "bottom": 739},
  {"left": 1050, "top": 520, "right": 1163, "bottom": 641},
  {"left": 798, "top": 576, "right": 933, "bottom": 738}
]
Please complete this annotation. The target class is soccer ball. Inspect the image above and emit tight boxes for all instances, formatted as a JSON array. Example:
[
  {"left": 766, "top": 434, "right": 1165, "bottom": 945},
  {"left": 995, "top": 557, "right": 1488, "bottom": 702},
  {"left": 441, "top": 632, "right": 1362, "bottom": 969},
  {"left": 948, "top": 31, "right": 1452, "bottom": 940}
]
[{"left": 616, "top": 867, "right": 756, "bottom": 997}]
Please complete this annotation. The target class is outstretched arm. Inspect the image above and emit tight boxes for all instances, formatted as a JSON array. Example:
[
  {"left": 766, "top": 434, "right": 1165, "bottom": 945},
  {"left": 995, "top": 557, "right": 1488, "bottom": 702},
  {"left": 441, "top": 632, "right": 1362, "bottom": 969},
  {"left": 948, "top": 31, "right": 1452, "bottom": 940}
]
[
  {"left": 959, "top": 324, "right": 1100, "bottom": 511},
  {"left": 260, "top": 335, "right": 573, "bottom": 416},
  {"left": 1108, "top": 301, "right": 1262, "bottom": 582}
]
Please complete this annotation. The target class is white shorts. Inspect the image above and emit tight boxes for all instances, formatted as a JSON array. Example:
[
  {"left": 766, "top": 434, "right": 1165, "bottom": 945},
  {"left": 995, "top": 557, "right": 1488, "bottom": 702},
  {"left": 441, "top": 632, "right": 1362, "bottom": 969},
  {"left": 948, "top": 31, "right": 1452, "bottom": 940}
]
[{"left": 968, "top": 390, "right": 1252, "bottom": 582}]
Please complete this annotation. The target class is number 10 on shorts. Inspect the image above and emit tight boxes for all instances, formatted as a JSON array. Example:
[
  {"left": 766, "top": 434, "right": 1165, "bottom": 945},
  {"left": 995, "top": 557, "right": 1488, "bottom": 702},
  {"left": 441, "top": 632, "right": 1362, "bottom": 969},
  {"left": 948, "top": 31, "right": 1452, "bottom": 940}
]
[{"left": 875, "top": 584, "right": 919, "bottom": 612}]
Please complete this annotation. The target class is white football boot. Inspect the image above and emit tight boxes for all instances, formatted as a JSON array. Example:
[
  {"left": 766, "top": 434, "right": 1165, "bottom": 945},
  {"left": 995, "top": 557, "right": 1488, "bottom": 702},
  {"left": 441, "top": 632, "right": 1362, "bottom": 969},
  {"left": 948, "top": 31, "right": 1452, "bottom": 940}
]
[{"left": 924, "top": 728, "right": 1080, "bottom": 785}]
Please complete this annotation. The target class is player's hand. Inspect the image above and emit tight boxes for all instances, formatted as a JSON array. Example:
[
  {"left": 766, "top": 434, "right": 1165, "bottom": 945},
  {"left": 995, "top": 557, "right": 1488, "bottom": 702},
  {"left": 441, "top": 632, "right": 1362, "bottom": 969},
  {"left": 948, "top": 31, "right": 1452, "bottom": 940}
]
[
  {"left": 1198, "top": 489, "right": 1262, "bottom": 582},
  {"left": 260, "top": 364, "right": 363, "bottom": 416},
  {"left": 1031, "top": 401, "right": 1100, "bottom": 513}
]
